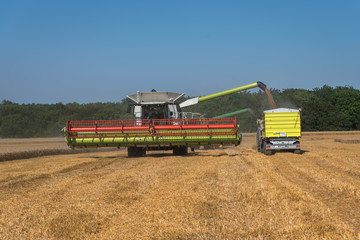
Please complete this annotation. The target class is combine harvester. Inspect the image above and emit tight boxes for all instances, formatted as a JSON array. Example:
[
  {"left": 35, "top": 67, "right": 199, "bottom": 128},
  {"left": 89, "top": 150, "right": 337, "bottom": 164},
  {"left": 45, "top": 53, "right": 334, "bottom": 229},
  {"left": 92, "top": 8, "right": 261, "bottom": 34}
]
[{"left": 63, "top": 82, "right": 272, "bottom": 157}]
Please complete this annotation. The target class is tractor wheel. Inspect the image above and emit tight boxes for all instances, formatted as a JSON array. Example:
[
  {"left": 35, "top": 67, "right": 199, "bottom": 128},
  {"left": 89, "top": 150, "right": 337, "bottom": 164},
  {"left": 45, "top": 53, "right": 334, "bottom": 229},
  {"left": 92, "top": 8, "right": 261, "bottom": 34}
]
[
  {"left": 173, "top": 146, "right": 188, "bottom": 156},
  {"left": 128, "top": 147, "right": 145, "bottom": 157}
]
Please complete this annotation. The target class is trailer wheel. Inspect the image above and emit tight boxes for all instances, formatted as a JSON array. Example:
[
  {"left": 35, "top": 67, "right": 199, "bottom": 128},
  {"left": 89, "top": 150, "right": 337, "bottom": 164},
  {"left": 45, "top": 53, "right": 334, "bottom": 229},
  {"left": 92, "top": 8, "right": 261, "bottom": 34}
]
[
  {"left": 261, "top": 140, "right": 266, "bottom": 153},
  {"left": 128, "top": 147, "right": 145, "bottom": 157},
  {"left": 173, "top": 146, "right": 188, "bottom": 155},
  {"left": 264, "top": 150, "right": 273, "bottom": 155},
  {"left": 262, "top": 140, "right": 274, "bottom": 155},
  {"left": 256, "top": 129, "right": 261, "bottom": 152}
]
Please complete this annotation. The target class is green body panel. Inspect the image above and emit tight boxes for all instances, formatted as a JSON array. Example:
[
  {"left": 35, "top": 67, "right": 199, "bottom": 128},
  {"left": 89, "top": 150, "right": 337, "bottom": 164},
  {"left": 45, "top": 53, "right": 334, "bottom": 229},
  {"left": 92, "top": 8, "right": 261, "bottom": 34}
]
[{"left": 198, "top": 82, "right": 259, "bottom": 102}]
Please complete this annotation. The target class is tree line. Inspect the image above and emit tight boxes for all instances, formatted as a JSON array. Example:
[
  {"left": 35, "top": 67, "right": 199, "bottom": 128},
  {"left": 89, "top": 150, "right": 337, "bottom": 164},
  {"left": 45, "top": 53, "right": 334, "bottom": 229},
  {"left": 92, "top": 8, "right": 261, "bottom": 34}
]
[{"left": 1, "top": 85, "right": 359, "bottom": 138}]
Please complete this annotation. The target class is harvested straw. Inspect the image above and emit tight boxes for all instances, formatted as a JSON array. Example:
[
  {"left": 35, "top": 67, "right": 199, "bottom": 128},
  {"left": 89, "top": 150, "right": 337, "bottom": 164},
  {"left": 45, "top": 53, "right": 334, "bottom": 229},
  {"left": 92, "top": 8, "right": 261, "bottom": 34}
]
[{"left": 334, "top": 138, "right": 360, "bottom": 144}]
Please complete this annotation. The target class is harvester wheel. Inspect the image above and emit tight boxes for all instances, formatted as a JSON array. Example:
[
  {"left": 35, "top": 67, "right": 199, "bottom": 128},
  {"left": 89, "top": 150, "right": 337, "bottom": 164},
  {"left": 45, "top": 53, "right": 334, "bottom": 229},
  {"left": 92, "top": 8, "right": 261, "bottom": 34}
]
[
  {"left": 173, "top": 146, "right": 188, "bottom": 155},
  {"left": 128, "top": 147, "right": 145, "bottom": 157}
]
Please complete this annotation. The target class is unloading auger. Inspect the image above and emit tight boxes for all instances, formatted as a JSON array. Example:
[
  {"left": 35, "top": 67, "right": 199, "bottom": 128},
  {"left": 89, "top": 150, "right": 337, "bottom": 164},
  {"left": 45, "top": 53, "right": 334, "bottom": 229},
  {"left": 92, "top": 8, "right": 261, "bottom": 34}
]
[{"left": 62, "top": 81, "right": 269, "bottom": 157}]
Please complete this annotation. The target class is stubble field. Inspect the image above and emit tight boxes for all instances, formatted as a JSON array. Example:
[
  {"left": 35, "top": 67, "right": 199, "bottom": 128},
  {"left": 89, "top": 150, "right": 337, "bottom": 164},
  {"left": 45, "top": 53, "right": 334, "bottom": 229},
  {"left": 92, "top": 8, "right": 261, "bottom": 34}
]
[{"left": 0, "top": 132, "right": 360, "bottom": 239}]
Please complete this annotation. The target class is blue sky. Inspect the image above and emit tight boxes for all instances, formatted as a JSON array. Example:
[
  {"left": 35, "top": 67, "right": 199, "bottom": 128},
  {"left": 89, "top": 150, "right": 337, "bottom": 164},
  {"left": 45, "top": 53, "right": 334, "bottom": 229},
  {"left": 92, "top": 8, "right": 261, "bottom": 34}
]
[{"left": 1, "top": 0, "right": 359, "bottom": 103}]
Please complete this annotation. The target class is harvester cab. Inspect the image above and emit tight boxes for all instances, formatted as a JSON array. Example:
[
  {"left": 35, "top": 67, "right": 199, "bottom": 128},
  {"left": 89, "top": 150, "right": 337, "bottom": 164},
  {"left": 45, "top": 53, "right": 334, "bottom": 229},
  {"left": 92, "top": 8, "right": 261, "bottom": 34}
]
[{"left": 126, "top": 90, "right": 184, "bottom": 120}]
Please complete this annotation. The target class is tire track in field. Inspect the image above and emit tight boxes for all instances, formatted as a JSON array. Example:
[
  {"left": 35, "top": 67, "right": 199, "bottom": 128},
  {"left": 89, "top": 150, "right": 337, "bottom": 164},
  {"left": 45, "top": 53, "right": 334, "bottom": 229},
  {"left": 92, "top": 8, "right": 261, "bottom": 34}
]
[
  {"left": 55, "top": 158, "right": 118, "bottom": 174},
  {"left": 0, "top": 173, "right": 52, "bottom": 200},
  {"left": 222, "top": 148, "right": 350, "bottom": 238},
  {"left": 264, "top": 152, "right": 360, "bottom": 233},
  {"left": 304, "top": 150, "right": 360, "bottom": 187},
  {"left": 0, "top": 153, "right": 131, "bottom": 201},
  {"left": 47, "top": 155, "right": 148, "bottom": 204},
  {"left": 0, "top": 152, "right": 150, "bottom": 239}
]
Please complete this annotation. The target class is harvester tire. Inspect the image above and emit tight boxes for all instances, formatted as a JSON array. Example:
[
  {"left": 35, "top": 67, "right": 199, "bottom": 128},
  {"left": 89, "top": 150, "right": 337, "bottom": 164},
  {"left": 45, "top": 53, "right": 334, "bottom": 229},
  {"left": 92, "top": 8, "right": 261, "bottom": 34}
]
[
  {"left": 203, "top": 145, "right": 214, "bottom": 150},
  {"left": 173, "top": 146, "right": 188, "bottom": 155},
  {"left": 128, "top": 147, "right": 145, "bottom": 157}
]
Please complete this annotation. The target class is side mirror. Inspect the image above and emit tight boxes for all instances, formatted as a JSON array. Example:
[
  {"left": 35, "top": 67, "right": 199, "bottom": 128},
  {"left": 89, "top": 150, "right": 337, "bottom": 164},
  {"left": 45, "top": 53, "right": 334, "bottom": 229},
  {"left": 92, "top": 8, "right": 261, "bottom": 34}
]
[{"left": 127, "top": 105, "right": 132, "bottom": 113}]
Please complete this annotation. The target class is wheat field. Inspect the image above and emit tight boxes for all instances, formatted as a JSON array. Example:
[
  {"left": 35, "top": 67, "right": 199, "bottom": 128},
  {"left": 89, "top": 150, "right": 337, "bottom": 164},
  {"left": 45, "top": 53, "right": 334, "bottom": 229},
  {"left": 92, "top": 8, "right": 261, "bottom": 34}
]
[{"left": 0, "top": 132, "right": 360, "bottom": 239}]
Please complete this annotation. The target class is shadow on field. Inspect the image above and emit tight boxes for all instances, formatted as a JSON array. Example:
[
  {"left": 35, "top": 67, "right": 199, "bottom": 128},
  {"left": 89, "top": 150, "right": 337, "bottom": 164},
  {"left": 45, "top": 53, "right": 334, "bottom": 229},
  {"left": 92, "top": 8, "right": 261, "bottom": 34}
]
[
  {"left": 299, "top": 149, "right": 309, "bottom": 154},
  {"left": 145, "top": 152, "right": 244, "bottom": 158},
  {"left": 268, "top": 149, "right": 309, "bottom": 155},
  {"left": 0, "top": 149, "right": 119, "bottom": 163},
  {"left": 145, "top": 152, "right": 200, "bottom": 158},
  {"left": 80, "top": 155, "right": 121, "bottom": 159}
]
